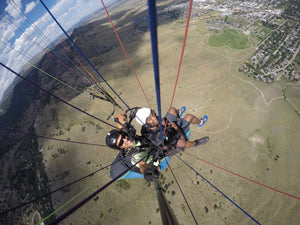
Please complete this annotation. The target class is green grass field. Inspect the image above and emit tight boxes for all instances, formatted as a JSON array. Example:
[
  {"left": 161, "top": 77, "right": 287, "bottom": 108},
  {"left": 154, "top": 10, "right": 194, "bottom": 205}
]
[{"left": 208, "top": 29, "right": 251, "bottom": 49}]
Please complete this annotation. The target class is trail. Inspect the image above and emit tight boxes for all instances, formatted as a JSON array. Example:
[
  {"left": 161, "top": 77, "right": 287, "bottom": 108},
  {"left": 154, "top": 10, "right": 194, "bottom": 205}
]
[
  {"left": 198, "top": 109, "right": 235, "bottom": 135},
  {"left": 228, "top": 59, "right": 284, "bottom": 107},
  {"left": 201, "top": 32, "right": 300, "bottom": 120},
  {"left": 199, "top": 23, "right": 286, "bottom": 108},
  {"left": 284, "top": 82, "right": 300, "bottom": 116},
  {"left": 31, "top": 211, "right": 42, "bottom": 225}
]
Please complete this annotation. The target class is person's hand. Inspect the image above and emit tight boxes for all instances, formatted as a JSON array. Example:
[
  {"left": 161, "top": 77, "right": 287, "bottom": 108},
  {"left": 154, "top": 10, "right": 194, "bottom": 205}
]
[
  {"left": 161, "top": 118, "right": 167, "bottom": 126},
  {"left": 144, "top": 167, "right": 154, "bottom": 182},
  {"left": 115, "top": 113, "right": 127, "bottom": 129},
  {"left": 168, "top": 122, "right": 178, "bottom": 131},
  {"left": 116, "top": 113, "right": 127, "bottom": 124}
]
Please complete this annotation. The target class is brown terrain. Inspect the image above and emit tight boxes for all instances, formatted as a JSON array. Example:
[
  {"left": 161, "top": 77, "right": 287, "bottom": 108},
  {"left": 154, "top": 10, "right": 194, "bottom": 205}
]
[{"left": 0, "top": 0, "right": 299, "bottom": 224}]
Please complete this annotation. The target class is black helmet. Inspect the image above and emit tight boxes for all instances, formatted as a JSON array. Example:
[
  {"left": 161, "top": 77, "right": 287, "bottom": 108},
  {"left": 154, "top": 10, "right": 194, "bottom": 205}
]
[{"left": 106, "top": 130, "right": 121, "bottom": 150}]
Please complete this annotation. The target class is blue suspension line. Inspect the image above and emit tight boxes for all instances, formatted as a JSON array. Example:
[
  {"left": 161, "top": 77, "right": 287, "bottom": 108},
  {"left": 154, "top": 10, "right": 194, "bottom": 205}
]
[
  {"left": 39, "top": 0, "right": 130, "bottom": 110},
  {"left": 147, "top": 0, "right": 163, "bottom": 140},
  {"left": 168, "top": 164, "right": 198, "bottom": 224},
  {"left": 174, "top": 154, "right": 261, "bottom": 225}
]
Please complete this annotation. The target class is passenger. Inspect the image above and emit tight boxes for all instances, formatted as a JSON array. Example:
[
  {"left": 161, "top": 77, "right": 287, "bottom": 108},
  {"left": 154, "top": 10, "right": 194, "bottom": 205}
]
[
  {"left": 107, "top": 107, "right": 209, "bottom": 181},
  {"left": 135, "top": 107, "right": 209, "bottom": 155}
]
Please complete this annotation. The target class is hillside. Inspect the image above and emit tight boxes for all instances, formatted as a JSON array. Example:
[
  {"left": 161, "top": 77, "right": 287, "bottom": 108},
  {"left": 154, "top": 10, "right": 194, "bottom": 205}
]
[{"left": 0, "top": 0, "right": 188, "bottom": 224}]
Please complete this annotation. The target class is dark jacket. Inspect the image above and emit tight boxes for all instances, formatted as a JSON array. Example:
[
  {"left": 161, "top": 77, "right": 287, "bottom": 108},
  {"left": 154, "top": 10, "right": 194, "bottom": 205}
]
[
  {"left": 141, "top": 125, "right": 180, "bottom": 148},
  {"left": 109, "top": 143, "right": 155, "bottom": 179}
]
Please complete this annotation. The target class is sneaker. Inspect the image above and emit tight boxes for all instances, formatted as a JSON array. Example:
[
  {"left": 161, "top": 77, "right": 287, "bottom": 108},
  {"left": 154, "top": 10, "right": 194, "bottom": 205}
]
[
  {"left": 193, "top": 136, "right": 209, "bottom": 147},
  {"left": 178, "top": 106, "right": 186, "bottom": 118},
  {"left": 197, "top": 115, "right": 208, "bottom": 128}
]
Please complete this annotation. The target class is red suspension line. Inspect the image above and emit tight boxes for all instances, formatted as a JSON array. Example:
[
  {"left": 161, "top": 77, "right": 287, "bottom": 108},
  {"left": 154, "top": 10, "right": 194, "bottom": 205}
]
[
  {"left": 164, "top": 0, "right": 193, "bottom": 134},
  {"left": 0, "top": 62, "right": 119, "bottom": 129},
  {"left": 3, "top": 16, "right": 91, "bottom": 85},
  {"left": 0, "top": 40, "right": 88, "bottom": 93},
  {"left": 23, "top": 0, "right": 97, "bottom": 84},
  {"left": 11, "top": 0, "right": 49, "bottom": 47},
  {"left": 169, "top": 0, "right": 193, "bottom": 109},
  {"left": 184, "top": 152, "right": 300, "bottom": 201},
  {"left": 61, "top": 40, "right": 99, "bottom": 84},
  {"left": 175, "top": 158, "right": 228, "bottom": 225},
  {"left": 99, "top": 0, "right": 152, "bottom": 108}
]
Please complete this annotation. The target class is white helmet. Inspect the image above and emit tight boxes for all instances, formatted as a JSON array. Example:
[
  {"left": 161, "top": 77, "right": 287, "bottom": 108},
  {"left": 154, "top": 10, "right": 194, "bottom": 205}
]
[{"left": 135, "top": 108, "right": 151, "bottom": 125}]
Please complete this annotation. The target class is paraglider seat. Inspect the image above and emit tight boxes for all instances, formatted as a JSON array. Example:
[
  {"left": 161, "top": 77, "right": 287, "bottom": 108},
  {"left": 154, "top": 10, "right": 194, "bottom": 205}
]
[{"left": 119, "top": 156, "right": 171, "bottom": 180}]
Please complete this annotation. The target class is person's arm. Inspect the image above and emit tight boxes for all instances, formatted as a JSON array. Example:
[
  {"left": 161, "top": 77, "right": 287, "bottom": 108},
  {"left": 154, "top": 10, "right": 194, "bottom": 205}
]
[
  {"left": 168, "top": 121, "right": 179, "bottom": 131},
  {"left": 168, "top": 122, "right": 185, "bottom": 137},
  {"left": 131, "top": 151, "right": 155, "bottom": 181},
  {"left": 138, "top": 160, "right": 152, "bottom": 174},
  {"left": 115, "top": 113, "right": 137, "bottom": 135}
]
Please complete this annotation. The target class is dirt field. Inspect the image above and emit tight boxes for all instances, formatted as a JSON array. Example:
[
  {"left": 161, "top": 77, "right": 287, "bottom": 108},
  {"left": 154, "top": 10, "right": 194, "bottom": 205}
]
[{"left": 35, "top": 1, "right": 300, "bottom": 224}]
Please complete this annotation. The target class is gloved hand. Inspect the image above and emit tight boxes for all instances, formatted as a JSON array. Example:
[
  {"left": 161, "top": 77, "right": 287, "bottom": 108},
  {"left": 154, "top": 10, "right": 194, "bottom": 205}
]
[{"left": 144, "top": 167, "right": 154, "bottom": 182}]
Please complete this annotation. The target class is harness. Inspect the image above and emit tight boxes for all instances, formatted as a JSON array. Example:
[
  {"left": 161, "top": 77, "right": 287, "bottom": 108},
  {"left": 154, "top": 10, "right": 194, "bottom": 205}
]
[
  {"left": 116, "top": 108, "right": 177, "bottom": 171},
  {"left": 141, "top": 124, "right": 181, "bottom": 149}
]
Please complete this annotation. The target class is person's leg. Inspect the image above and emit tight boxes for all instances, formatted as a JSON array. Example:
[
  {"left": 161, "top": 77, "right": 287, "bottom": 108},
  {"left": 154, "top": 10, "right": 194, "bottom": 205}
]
[
  {"left": 166, "top": 135, "right": 186, "bottom": 155},
  {"left": 184, "top": 114, "right": 208, "bottom": 127},
  {"left": 159, "top": 156, "right": 171, "bottom": 170},
  {"left": 110, "top": 154, "right": 144, "bottom": 179},
  {"left": 172, "top": 107, "right": 189, "bottom": 118},
  {"left": 175, "top": 117, "right": 191, "bottom": 140},
  {"left": 185, "top": 140, "right": 195, "bottom": 148},
  {"left": 183, "top": 114, "right": 202, "bottom": 124},
  {"left": 167, "top": 107, "right": 179, "bottom": 116},
  {"left": 165, "top": 107, "right": 179, "bottom": 121}
]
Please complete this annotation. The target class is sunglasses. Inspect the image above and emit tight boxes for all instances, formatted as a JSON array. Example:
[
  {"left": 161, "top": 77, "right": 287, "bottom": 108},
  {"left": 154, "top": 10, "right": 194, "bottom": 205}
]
[{"left": 117, "top": 133, "right": 128, "bottom": 147}]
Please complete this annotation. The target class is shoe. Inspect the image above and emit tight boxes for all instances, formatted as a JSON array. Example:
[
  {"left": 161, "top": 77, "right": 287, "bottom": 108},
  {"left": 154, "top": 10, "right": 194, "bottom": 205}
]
[
  {"left": 193, "top": 136, "right": 209, "bottom": 147},
  {"left": 179, "top": 106, "right": 186, "bottom": 118},
  {"left": 197, "top": 115, "right": 208, "bottom": 128}
]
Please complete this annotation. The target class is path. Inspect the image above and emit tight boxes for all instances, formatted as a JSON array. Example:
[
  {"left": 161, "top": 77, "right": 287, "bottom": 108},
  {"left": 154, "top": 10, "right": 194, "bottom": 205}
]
[
  {"left": 31, "top": 210, "right": 42, "bottom": 225},
  {"left": 200, "top": 26, "right": 285, "bottom": 108}
]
